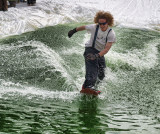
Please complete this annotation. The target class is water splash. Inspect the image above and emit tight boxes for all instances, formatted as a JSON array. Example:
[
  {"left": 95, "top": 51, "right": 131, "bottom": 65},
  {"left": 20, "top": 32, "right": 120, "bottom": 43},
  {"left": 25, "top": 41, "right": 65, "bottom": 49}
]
[{"left": 107, "top": 39, "right": 159, "bottom": 70}]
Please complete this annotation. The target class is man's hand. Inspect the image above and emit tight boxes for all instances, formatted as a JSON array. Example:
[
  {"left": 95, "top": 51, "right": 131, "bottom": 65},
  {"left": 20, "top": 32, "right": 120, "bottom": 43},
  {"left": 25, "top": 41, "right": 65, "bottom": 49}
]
[
  {"left": 86, "top": 53, "right": 100, "bottom": 60},
  {"left": 68, "top": 28, "right": 77, "bottom": 38}
]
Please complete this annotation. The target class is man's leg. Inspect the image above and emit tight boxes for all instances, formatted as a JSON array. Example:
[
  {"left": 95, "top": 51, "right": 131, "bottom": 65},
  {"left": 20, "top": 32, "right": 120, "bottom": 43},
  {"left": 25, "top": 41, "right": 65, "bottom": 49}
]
[
  {"left": 95, "top": 56, "right": 106, "bottom": 88},
  {"left": 83, "top": 48, "right": 99, "bottom": 89},
  {"left": 83, "top": 58, "right": 99, "bottom": 89},
  {"left": 98, "top": 56, "right": 106, "bottom": 80}
]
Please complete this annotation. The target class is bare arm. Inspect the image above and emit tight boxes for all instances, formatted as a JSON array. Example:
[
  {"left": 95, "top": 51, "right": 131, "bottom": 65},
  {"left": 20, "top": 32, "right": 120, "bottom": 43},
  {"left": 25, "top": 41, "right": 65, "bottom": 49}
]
[
  {"left": 76, "top": 26, "right": 86, "bottom": 31},
  {"left": 99, "top": 42, "right": 113, "bottom": 57}
]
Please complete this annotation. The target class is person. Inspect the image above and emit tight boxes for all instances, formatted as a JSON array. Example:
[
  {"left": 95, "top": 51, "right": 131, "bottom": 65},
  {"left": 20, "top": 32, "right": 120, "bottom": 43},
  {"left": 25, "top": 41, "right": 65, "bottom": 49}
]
[
  {"left": 68, "top": 11, "right": 116, "bottom": 94},
  {"left": 8, "top": 0, "right": 17, "bottom": 7},
  {"left": 0, "top": 0, "right": 8, "bottom": 11},
  {"left": 20, "top": 0, "right": 26, "bottom": 2},
  {"left": 27, "top": 0, "right": 36, "bottom": 6}
]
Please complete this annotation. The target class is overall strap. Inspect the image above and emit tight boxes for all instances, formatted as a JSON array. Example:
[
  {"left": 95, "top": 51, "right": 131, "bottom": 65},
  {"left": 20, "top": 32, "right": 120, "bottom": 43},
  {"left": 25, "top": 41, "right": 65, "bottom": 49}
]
[
  {"left": 106, "top": 29, "right": 112, "bottom": 43},
  {"left": 92, "top": 25, "right": 99, "bottom": 48}
]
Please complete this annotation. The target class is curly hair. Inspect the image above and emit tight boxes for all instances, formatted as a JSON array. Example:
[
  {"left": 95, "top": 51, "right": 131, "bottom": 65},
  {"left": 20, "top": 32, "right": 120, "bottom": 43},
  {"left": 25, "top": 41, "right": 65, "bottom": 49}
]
[{"left": 94, "top": 11, "right": 114, "bottom": 27}]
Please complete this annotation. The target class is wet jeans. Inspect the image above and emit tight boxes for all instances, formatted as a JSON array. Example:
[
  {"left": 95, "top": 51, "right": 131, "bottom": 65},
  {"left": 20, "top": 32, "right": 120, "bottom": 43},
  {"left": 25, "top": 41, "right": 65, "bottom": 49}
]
[{"left": 83, "top": 47, "right": 106, "bottom": 89}]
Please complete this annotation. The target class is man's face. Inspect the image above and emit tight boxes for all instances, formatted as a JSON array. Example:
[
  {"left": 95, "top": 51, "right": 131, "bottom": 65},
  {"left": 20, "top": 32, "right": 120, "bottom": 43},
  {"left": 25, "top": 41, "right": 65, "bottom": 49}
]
[{"left": 98, "top": 19, "right": 108, "bottom": 31}]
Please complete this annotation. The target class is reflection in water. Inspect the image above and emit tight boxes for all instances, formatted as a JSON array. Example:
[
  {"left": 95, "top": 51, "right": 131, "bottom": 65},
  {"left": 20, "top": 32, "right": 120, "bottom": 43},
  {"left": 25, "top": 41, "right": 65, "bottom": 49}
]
[
  {"left": 78, "top": 95, "right": 107, "bottom": 134},
  {"left": 0, "top": 113, "right": 6, "bottom": 131}
]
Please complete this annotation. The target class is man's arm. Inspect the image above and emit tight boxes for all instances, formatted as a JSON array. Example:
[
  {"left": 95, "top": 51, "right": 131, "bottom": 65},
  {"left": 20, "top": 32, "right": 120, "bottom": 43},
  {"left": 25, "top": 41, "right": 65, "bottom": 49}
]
[
  {"left": 76, "top": 26, "right": 86, "bottom": 31},
  {"left": 99, "top": 42, "right": 113, "bottom": 57}
]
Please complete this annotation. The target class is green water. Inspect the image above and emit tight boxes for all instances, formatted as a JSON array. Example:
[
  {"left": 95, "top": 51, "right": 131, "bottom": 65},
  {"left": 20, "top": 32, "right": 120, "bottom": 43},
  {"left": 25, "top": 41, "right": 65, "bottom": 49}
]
[{"left": 0, "top": 23, "right": 160, "bottom": 134}]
